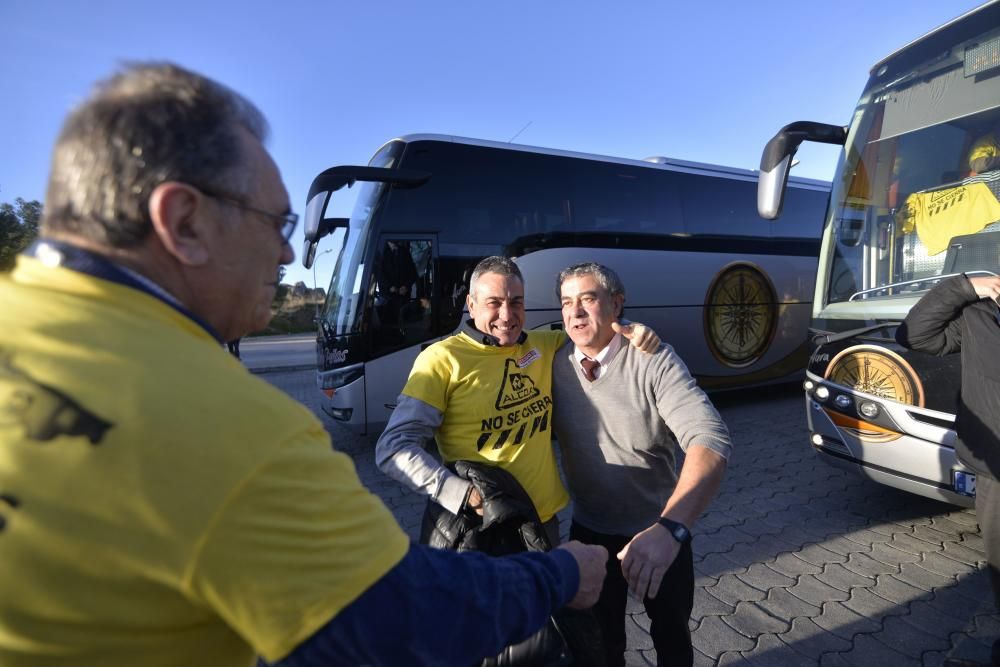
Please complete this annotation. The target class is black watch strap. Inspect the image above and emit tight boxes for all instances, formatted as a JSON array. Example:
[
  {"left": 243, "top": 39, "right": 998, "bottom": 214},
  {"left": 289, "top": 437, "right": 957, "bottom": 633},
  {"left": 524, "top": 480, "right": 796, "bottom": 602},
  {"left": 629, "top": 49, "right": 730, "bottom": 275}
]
[{"left": 657, "top": 517, "right": 692, "bottom": 544}]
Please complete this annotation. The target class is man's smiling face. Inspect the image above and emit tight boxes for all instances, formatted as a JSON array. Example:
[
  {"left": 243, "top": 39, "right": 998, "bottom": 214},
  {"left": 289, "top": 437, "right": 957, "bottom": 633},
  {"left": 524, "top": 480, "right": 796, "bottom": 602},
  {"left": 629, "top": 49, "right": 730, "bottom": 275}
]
[
  {"left": 467, "top": 272, "right": 525, "bottom": 347},
  {"left": 560, "top": 273, "right": 624, "bottom": 357}
]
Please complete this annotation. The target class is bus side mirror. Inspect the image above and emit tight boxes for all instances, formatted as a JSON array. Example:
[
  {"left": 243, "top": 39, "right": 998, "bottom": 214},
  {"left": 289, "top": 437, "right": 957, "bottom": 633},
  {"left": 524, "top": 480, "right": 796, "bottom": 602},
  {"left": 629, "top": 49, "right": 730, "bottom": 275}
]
[
  {"left": 301, "top": 165, "right": 431, "bottom": 269},
  {"left": 302, "top": 218, "right": 349, "bottom": 269},
  {"left": 758, "top": 121, "right": 847, "bottom": 220},
  {"left": 318, "top": 217, "right": 349, "bottom": 240},
  {"left": 302, "top": 217, "right": 349, "bottom": 269},
  {"left": 758, "top": 156, "right": 793, "bottom": 221},
  {"left": 303, "top": 239, "right": 318, "bottom": 269}
]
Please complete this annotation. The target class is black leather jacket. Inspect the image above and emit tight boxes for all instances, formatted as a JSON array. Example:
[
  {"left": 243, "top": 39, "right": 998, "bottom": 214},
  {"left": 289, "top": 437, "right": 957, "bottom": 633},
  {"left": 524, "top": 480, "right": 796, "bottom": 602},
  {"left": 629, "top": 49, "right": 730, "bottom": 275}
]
[
  {"left": 421, "top": 461, "right": 551, "bottom": 554},
  {"left": 419, "top": 462, "right": 604, "bottom": 667},
  {"left": 897, "top": 274, "right": 1000, "bottom": 478}
]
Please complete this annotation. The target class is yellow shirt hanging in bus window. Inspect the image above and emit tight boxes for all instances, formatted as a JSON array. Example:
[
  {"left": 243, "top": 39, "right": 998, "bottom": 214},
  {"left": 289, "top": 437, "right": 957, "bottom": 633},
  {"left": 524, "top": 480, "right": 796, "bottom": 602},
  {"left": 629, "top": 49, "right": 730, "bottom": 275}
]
[{"left": 897, "top": 180, "right": 1000, "bottom": 255}]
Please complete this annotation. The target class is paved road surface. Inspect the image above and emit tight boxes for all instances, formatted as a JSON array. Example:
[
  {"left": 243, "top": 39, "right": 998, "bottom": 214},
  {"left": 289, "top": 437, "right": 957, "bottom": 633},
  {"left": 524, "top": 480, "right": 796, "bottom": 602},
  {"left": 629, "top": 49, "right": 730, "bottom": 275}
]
[
  {"left": 263, "top": 369, "right": 999, "bottom": 666},
  {"left": 240, "top": 333, "right": 315, "bottom": 372}
]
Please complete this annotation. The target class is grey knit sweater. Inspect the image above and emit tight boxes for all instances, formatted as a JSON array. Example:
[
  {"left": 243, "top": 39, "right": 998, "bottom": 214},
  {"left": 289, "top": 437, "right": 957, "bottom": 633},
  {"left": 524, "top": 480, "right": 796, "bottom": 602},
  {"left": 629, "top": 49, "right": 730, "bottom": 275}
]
[{"left": 552, "top": 340, "right": 731, "bottom": 536}]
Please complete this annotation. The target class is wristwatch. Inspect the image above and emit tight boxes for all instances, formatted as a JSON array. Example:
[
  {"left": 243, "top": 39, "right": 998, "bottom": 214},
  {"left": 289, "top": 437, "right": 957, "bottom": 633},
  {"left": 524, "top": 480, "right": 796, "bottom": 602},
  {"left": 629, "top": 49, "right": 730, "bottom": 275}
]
[{"left": 657, "top": 517, "right": 692, "bottom": 544}]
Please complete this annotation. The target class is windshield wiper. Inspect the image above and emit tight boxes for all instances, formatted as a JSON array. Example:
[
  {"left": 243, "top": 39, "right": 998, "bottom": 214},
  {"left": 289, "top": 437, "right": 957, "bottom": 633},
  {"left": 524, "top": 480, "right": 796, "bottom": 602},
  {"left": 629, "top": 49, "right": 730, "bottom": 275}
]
[{"left": 812, "top": 322, "right": 902, "bottom": 346}]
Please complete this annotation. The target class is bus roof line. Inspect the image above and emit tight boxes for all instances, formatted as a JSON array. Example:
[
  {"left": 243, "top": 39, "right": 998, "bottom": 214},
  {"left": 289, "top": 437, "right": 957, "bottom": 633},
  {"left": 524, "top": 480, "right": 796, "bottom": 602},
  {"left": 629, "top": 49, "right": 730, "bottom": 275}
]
[
  {"left": 373, "top": 133, "right": 831, "bottom": 191},
  {"left": 870, "top": 0, "right": 1000, "bottom": 74}
]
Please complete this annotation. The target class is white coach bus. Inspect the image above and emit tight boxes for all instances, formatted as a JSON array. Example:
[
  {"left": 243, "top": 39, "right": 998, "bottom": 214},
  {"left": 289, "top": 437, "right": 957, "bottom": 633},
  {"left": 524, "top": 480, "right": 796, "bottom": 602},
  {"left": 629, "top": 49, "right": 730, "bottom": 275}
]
[
  {"left": 758, "top": 1, "right": 1000, "bottom": 506},
  {"left": 304, "top": 134, "right": 829, "bottom": 434}
]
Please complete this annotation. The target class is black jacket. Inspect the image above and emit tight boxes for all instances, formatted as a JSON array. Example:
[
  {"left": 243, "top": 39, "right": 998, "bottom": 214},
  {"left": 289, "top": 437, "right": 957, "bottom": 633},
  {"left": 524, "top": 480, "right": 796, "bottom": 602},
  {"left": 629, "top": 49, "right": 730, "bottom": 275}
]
[
  {"left": 420, "top": 460, "right": 551, "bottom": 554},
  {"left": 419, "top": 462, "right": 604, "bottom": 667},
  {"left": 896, "top": 274, "right": 1000, "bottom": 478}
]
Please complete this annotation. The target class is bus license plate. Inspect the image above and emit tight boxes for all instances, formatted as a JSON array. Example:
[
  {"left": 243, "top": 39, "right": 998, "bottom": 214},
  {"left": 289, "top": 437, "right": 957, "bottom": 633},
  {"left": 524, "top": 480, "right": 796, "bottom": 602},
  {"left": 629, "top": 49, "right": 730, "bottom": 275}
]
[{"left": 953, "top": 470, "right": 977, "bottom": 497}]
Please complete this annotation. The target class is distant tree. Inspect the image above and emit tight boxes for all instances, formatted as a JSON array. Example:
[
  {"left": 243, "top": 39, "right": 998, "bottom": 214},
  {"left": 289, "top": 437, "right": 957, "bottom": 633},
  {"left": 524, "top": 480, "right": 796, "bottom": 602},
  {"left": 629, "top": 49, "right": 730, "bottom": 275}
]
[
  {"left": 272, "top": 283, "right": 290, "bottom": 310},
  {"left": 269, "top": 265, "right": 290, "bottom": 310},
  {"left": 0, "top": 198, "right": 42, "bottom": 271}
]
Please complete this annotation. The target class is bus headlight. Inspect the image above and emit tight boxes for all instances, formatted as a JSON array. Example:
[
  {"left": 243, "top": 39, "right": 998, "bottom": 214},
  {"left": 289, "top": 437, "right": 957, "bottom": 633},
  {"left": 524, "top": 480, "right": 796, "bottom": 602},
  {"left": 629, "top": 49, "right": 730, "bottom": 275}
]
[
  {"left": 319, "top": 363, "right": 364, "bottom": 392},
  {"left": 834, "top": 395, "right": 852, "bottom": 410},
  {"left": 814, "top": 386, "right": 830, "bottom": 401},
  {"left": 803, "top": 380, "right": 815, "bottom": 392},
  {"left": 859, "top": 401, "right": 880, "bottom": 419}
]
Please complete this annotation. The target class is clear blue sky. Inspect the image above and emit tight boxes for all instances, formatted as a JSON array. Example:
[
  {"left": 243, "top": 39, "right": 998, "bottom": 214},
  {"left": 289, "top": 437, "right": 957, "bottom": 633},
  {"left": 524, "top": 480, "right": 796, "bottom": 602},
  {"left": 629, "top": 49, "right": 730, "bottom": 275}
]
[{"left": 0, "top": 0, "right": 983, "bottom": 287}]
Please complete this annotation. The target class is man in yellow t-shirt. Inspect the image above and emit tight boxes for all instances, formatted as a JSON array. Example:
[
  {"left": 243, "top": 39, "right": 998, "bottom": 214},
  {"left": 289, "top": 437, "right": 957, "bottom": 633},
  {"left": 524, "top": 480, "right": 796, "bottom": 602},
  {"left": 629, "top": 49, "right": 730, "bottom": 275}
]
[
  {"left": 0, "top": 63, "right": 609, "bottom": 667},
  {"left": 376, "top": 256, "right": 657, "bottom": 544},
  {"left": 894, "top": 128, "right": 1000, "bottom": 256}
]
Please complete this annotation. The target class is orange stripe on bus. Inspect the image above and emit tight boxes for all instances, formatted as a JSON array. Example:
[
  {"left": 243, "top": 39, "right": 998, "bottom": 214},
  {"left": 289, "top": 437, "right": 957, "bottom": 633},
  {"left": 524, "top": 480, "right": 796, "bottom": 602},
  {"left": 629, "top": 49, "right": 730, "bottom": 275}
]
[{"left": 823, "top": 409, "right": 900, "bottom": 436}]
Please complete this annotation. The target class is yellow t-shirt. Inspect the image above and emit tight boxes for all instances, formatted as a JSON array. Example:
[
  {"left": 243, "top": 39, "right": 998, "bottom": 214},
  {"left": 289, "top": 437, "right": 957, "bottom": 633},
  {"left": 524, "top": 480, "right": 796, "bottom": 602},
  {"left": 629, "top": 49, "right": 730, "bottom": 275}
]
[
  {"left": 403, "top": 330, "right": 569, "bottom": 522},
  {"left": 0, "top": 257, "right": 409, "bottom": 666},
  {"left": 898, "top": 180, "right": 1000, "bottom": 255}
]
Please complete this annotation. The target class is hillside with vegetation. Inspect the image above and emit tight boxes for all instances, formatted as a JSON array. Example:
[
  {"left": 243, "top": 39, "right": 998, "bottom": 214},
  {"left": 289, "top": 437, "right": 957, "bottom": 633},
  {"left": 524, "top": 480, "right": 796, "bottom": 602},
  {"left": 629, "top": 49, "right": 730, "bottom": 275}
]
[{"left": 260, "top": 281, "right": 325, "bottom": 335}]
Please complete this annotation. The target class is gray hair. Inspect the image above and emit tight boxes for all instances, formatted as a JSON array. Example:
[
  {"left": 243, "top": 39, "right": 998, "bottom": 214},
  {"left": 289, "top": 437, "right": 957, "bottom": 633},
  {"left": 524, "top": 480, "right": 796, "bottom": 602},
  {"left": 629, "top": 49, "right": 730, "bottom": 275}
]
[
  {"left": 556, "top": 262, "right": 626, "bottom": 314},
  {"left": 41, "top": 62, "right": 269, "bottom": 247},
  {"left": 469, "top": 256, "right": 523, "bottom": 299}
]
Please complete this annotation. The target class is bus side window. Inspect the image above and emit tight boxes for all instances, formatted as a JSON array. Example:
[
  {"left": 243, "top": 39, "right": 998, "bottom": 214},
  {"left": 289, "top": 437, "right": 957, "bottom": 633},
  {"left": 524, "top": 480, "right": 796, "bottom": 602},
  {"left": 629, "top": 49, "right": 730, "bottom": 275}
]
[
  {"left": 676, "top": 172, "right": 756, "bottom": 236},
  {"left": 371, "top": 239, "right": 437, "bottom": 355},
  {"left": 778, "top": 187, "right": 828, "bottom": 239},
  {"left": 440, "top": 259, "right": 479, "bottom": 334}
]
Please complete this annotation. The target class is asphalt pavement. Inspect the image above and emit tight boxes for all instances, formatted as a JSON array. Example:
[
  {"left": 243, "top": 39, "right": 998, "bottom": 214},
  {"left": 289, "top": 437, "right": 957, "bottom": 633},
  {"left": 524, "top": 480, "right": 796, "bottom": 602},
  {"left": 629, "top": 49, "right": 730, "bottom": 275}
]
[
  {"left": 261, "top": 367, "right": 1000, "bottom": 666},
  {"left": 240, "top": 333, "right": 316, "bottom": 373}
]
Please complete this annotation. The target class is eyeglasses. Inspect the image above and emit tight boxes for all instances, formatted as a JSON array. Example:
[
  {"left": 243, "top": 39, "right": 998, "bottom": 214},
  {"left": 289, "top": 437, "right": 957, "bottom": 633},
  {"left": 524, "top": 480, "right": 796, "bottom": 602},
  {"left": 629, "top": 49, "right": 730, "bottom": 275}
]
[{"left": 195, "top": 185, "right": 299, "bottom": 243}]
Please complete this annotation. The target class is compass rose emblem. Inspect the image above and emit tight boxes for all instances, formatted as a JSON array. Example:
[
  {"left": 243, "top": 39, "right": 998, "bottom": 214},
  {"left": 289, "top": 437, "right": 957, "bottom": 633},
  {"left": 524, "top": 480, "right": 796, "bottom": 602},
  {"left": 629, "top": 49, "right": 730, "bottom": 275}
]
[
  {"left": 824, "top": 345, "right": 924, "bottom": 407},
  {"left": 704, "top": 263, "right": 777, "bottom": 368}
]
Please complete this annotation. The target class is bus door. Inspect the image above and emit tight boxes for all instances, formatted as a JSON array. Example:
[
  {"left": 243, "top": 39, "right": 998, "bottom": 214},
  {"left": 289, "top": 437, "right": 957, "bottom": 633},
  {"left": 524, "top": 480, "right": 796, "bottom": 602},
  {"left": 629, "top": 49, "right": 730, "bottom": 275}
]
[{"left": 364, "top": 234, "right": 440, "bottom": 428}]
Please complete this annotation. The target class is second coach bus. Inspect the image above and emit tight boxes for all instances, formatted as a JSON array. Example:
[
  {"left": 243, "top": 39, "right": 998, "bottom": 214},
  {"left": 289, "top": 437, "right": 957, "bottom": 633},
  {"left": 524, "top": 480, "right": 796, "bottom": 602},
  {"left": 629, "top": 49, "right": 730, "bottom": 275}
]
[
  {"left": 758, "top": 1, "right": 1000, "bottom": 506},
  {"left": 304, "top": 134, "right": 830, "bottom": 434}
]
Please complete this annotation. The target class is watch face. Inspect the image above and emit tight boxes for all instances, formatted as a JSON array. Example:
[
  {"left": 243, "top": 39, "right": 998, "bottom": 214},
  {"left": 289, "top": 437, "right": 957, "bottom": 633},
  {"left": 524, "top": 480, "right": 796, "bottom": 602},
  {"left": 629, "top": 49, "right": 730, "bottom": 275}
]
[{"left": 659, "top": 518, "right": 691, "bottom": 543}]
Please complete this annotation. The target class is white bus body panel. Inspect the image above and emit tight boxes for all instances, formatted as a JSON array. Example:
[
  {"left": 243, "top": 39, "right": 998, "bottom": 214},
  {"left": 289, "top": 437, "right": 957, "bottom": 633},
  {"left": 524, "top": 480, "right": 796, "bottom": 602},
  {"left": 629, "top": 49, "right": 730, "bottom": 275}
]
[
  {"left": 803, "top": 371, "right": 972, "bottom": 508},
  {"left": 517, "top": 248, "right": 817, "bottom": 383},
  {"left": 323, "top": 340, "right": 447, "bottom": 435}
]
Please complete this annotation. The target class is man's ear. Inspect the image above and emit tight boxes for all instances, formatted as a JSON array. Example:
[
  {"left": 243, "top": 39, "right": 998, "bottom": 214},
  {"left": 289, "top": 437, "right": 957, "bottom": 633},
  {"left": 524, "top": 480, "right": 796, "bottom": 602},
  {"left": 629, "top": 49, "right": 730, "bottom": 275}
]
[
  {"left": 614, "top": 294, "right": 625, "bottom": 319},
  {"left": 147, "top": 182, "right": 213, "bottom": 266}
]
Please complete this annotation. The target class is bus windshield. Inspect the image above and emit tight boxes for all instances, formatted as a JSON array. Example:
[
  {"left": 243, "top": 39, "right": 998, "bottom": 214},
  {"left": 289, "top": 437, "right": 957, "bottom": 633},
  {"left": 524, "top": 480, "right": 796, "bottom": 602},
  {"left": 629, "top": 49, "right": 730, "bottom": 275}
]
[
  {"left": 824, "top": 23, "right": 1000, "bottom": 306},
  {"left": 321, "top": 180, "right": 383, "bottom": 336},
  {"left": 320, "top": 141, "right": 404, "bottom": 337}
]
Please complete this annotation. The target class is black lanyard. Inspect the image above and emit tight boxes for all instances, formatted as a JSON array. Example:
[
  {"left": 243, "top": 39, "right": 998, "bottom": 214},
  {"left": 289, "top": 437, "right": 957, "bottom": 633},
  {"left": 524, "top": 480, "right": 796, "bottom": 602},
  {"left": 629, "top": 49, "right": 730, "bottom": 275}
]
[{"left": 23, "top": 239, "right": 223, "bottom": 342}]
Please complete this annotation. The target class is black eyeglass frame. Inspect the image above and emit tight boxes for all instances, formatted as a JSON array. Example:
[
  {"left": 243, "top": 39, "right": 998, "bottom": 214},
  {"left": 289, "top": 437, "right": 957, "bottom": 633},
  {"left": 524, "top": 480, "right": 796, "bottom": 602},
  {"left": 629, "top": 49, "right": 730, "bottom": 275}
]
[{"left": 194, "top": 184, "right": 299, "bottom": 243}]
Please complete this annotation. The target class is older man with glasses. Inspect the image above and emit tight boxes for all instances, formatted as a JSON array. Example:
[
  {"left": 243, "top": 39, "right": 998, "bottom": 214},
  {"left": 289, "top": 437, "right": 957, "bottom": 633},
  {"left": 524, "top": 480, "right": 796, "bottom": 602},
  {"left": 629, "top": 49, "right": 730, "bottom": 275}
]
[{"left": 0, "top": 62, "right": 608, "bottom": 667}]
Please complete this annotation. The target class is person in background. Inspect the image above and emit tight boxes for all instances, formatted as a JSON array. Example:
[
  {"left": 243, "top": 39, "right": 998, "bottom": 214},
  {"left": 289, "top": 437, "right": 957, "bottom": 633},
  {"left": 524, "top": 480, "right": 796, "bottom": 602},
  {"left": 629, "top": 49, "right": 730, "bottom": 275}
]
[
  {"left": 968, "top": 125, "right": 1000, "bottom": 176},
  {"left": 375, "top": 239, "right": 417, "bottom": 331},
  {"left": 0, "top": 62, "right": 608, "bottom": 667},
  {"left": 897, "top": 273, "right": 1000, "bottom": 667}
]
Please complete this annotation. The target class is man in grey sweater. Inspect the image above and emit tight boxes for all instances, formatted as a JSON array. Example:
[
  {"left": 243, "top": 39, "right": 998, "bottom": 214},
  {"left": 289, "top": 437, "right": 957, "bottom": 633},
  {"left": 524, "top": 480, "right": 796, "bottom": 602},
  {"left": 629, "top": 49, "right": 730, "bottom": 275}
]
[{"left": 552, "top": 262, "right": 731, "bottom": 667}]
